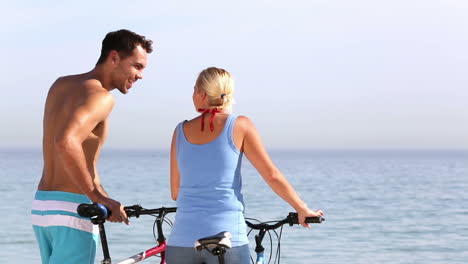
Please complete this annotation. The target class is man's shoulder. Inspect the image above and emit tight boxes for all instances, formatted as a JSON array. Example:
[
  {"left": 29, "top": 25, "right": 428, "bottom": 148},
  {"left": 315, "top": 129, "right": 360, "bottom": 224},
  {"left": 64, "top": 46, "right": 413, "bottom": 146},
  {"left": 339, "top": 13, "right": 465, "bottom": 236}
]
[
  {"left": 79, "top": 79, "right": 113, "bottom": 102},
  {"left": 51, "top": 74, "right": 102, "bottom": 90},
  {"left": 85, "top": 89, "right": 114, "bottom": 108},
  {"left": 54, "top": 73, "right": 83, "bottom": 84},
  {"left": 68, "top": 77, "right": 114, "bottom": 107},
  {"left": 81, "top": 78, "right": 105, "bottom": 92}
]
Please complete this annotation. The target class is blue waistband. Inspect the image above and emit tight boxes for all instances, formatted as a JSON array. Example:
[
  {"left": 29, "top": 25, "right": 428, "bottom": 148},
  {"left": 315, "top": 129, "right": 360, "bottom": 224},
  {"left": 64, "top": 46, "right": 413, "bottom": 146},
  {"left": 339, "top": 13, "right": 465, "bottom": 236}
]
[{"left": 34, "top": 190, "right": 91, "bottom": 203}]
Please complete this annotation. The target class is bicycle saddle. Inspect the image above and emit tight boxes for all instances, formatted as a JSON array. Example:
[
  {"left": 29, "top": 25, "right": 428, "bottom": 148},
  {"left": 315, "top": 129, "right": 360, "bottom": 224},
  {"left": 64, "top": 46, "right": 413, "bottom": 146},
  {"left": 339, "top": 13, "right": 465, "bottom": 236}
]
[{"left": 195, "top": 231, "right": 232, "bottom": 250}]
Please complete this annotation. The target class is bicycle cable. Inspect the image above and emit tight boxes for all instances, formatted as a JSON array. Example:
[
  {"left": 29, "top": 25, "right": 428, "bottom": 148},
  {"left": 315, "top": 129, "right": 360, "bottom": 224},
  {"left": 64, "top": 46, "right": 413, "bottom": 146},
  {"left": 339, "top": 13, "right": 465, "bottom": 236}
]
[
  {"left": 147, "top": 213, "right": 174, "bottom": 259},
  {"left": 245, "top": 217, "right": 287, "bottom": 264},
  {"left": 275, "top": 226, "right": 283, "bottom": 264},
  {"left": 267, "top": 226, "right": 274, "bottom": 264}
]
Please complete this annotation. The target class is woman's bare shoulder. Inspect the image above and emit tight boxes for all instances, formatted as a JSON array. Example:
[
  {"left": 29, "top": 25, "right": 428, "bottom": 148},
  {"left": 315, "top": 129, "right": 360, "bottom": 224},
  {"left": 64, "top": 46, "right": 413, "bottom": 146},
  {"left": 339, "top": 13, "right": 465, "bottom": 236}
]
[
  {"left": 235, "top": 115, "right": 255, "bottom": 128},
  {"left": 184, "top": 116, "right": 201, "bottom": 126}
]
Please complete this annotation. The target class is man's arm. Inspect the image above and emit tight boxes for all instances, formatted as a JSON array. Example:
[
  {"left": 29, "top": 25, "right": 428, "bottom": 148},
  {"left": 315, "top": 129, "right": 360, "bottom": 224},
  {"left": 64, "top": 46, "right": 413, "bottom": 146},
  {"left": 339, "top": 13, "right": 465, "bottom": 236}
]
[
  {"left": 92, "top": 130, "right": 111, "bottom": 199},
  {"left": 54, "top": 88, "right": 128, "bottom": 224}
]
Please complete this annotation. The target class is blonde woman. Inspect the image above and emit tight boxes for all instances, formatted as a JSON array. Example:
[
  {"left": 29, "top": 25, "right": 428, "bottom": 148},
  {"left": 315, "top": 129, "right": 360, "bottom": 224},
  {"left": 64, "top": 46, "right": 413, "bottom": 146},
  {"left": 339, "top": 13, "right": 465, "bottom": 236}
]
[{"left": 166, "top": 67, "right": 323, "bottom": 263}]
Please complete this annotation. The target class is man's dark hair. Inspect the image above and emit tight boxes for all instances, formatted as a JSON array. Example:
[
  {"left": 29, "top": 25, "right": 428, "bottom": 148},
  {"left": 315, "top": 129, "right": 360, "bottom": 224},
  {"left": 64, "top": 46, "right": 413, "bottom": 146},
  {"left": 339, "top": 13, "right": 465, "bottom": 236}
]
[{"left": 96, "top": 29, "right": 153, "bottom": 65}]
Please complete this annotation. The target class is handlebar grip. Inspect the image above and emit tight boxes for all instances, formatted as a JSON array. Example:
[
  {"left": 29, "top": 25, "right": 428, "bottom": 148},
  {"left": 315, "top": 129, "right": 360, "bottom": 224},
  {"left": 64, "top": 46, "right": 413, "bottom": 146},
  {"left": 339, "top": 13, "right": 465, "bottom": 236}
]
[
  {"left": 77, "top": 203, "right": 110, "bottom": 219},
  {"left": 288, "top": 212, "right": 325, "bottom": 225},
  {"left": 305, "top": 216, "right": 325, "bottom": 223}
]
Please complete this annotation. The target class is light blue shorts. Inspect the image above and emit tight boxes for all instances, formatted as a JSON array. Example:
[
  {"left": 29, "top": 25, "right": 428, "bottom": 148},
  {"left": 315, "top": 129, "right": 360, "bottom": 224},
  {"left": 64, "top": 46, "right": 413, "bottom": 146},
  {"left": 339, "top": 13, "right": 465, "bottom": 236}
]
[{"left": 31, "top": 191, "right": 99, "bottom": 264}]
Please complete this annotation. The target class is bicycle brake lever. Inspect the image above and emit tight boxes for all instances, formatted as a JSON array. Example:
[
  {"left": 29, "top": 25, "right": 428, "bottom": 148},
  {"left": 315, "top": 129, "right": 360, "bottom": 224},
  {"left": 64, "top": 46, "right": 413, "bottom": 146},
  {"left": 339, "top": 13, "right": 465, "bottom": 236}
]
[
  {"left": 286, "top": 212, "right": 296, "bottom": 226},
  {"left": 124, "top": 204, "right": 143, "bottom": 218}
]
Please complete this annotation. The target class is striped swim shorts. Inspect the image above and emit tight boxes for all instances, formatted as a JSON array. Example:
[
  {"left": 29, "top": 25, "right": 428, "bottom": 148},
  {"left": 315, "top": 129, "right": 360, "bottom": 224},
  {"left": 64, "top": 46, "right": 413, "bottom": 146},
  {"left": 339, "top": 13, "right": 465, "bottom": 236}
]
[{"left": 31, "top": 190, "right": 99, "bottom": 264}]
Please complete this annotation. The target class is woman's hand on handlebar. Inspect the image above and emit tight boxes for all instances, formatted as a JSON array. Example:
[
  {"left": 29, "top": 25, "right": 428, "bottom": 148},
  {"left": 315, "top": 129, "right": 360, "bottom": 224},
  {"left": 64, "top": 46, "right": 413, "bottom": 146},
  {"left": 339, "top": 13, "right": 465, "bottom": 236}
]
[{"left": 297, "top": 208, "right": 324, "bottom": 228}]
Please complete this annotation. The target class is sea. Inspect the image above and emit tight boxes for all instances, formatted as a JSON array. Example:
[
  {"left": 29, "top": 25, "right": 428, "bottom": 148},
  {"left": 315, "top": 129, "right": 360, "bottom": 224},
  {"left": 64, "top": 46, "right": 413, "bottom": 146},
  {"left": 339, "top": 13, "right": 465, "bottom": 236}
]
[{"left": 1, "top": 148, "right": 467, "bottom": 264}]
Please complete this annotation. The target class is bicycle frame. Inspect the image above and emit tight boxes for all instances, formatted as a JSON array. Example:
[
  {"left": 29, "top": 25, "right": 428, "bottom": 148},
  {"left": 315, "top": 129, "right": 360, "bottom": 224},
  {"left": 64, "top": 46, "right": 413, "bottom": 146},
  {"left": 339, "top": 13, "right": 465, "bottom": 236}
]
[
  {"left": 255, "top": 252, "right": 266, "bottom": 264},
  {"left": 251, "top": 224, "right": 272, "bottom": 264},
  {"left": 77, "top": 204, "right": 176, "bottom": 264},
  {"left": 110, "top": 214, "right": 167, "bottom": 264},
  {"left": 112, "top": 239, "right": 166, "bottom": 264}
]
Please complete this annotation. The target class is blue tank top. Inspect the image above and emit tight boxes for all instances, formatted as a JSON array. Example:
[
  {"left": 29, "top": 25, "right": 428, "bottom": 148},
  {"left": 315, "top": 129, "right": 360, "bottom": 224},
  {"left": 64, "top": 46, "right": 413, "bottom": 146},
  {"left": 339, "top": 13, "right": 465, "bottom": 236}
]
[{"left": 167, "top": 114, "right": 248, "bottom": 247}]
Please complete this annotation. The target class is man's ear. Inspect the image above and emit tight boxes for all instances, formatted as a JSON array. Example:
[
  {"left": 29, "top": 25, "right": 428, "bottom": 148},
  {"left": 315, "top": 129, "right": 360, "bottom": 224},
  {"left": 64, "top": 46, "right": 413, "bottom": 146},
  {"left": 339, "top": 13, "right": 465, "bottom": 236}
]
[{"left": 109, "top": 50, "right": 120, "bottom": 65}]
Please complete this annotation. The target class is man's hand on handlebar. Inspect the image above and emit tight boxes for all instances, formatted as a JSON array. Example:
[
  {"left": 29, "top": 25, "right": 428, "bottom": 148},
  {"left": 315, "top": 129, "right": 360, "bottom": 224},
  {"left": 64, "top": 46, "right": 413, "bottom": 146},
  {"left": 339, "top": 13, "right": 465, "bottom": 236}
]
[{"left": 101, "top": 198, "right": 129, "bottom": 225}]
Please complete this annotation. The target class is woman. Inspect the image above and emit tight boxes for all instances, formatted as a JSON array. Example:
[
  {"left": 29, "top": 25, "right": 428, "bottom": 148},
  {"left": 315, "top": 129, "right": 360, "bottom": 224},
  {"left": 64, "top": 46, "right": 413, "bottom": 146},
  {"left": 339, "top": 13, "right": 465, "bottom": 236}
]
[{"left": 166, "top": 67, "right": 324, "bottom": 263}]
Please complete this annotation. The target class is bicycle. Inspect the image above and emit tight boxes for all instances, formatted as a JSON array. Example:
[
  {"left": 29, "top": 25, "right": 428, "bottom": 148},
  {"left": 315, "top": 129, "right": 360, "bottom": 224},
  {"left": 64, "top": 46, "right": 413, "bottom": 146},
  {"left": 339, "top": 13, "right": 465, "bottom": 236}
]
[
  {"left": 78, "top": 204, "right": 324, "bottom": 264},
  {"left": 77, "top": 203, "right": 176, "bottom": 264}
]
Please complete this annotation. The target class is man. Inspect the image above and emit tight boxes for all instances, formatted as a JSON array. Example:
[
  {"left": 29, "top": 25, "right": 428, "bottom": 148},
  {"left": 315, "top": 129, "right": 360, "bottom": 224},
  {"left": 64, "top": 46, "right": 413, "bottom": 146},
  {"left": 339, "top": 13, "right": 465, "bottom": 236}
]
[{"left": 32, "top": 29, "right": 153, "bottom": 263}]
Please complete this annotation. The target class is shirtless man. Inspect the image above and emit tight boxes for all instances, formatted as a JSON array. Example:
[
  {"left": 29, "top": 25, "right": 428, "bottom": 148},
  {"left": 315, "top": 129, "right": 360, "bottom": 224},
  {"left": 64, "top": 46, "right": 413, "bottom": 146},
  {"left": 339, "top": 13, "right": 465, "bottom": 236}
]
[{"left": 32, "top": 29, "right": 153, "bottom": 264}]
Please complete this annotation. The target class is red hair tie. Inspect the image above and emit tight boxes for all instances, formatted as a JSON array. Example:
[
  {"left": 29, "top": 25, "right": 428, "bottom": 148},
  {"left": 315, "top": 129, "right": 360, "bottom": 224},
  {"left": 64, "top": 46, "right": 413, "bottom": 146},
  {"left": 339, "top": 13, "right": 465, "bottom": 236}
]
[{"left": 198, "top": 108, "right": 221, "bottom": 132}]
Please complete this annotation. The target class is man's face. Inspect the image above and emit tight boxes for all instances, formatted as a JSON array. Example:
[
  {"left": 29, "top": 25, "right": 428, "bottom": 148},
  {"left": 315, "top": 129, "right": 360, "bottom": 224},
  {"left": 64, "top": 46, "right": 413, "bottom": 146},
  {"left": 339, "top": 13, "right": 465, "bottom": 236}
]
[{"left": 111, "top": 45, "right": 148, "bottom": 94}]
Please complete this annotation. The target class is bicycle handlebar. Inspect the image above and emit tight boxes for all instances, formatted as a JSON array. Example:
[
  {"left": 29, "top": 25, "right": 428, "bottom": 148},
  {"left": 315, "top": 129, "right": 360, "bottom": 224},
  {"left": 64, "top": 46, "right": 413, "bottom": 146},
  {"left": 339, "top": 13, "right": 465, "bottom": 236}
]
[
  {"left": 246, "top": 212, "right": 324, "bottom": 230},
  {"left": 78, "top": 204, "right": 323, "bottom": 227},
  {"left": 77, "top": 203, "right": 177, "bottom": 220},
  {"left": 124, "top": 204, "right": 177, "bottom": 218}
]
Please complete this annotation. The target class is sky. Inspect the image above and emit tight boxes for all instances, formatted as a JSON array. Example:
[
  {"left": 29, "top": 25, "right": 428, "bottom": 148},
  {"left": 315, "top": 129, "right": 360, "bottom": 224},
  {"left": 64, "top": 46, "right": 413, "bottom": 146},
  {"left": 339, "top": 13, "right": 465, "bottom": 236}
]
[{"left": 1, "top": 0, "right": 467, "bottom": 150}]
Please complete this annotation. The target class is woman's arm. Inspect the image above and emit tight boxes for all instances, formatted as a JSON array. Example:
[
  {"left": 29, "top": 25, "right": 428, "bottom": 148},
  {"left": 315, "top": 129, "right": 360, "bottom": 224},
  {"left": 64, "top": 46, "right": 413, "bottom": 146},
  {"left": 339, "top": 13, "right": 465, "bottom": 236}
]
[
  {"left": 170, "top": 127, "right": 180, "bottom": 201},
  {"left": 237, "top": 116, "right": 323, "bottom": 227}
]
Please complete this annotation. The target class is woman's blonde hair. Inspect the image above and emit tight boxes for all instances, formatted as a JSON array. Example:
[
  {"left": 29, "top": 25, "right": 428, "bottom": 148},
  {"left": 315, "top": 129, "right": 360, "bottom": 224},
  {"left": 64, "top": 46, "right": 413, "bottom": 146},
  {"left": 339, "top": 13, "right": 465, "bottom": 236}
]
[{"left": 195, "top": 67, "right": 235, "bottom": 113}]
